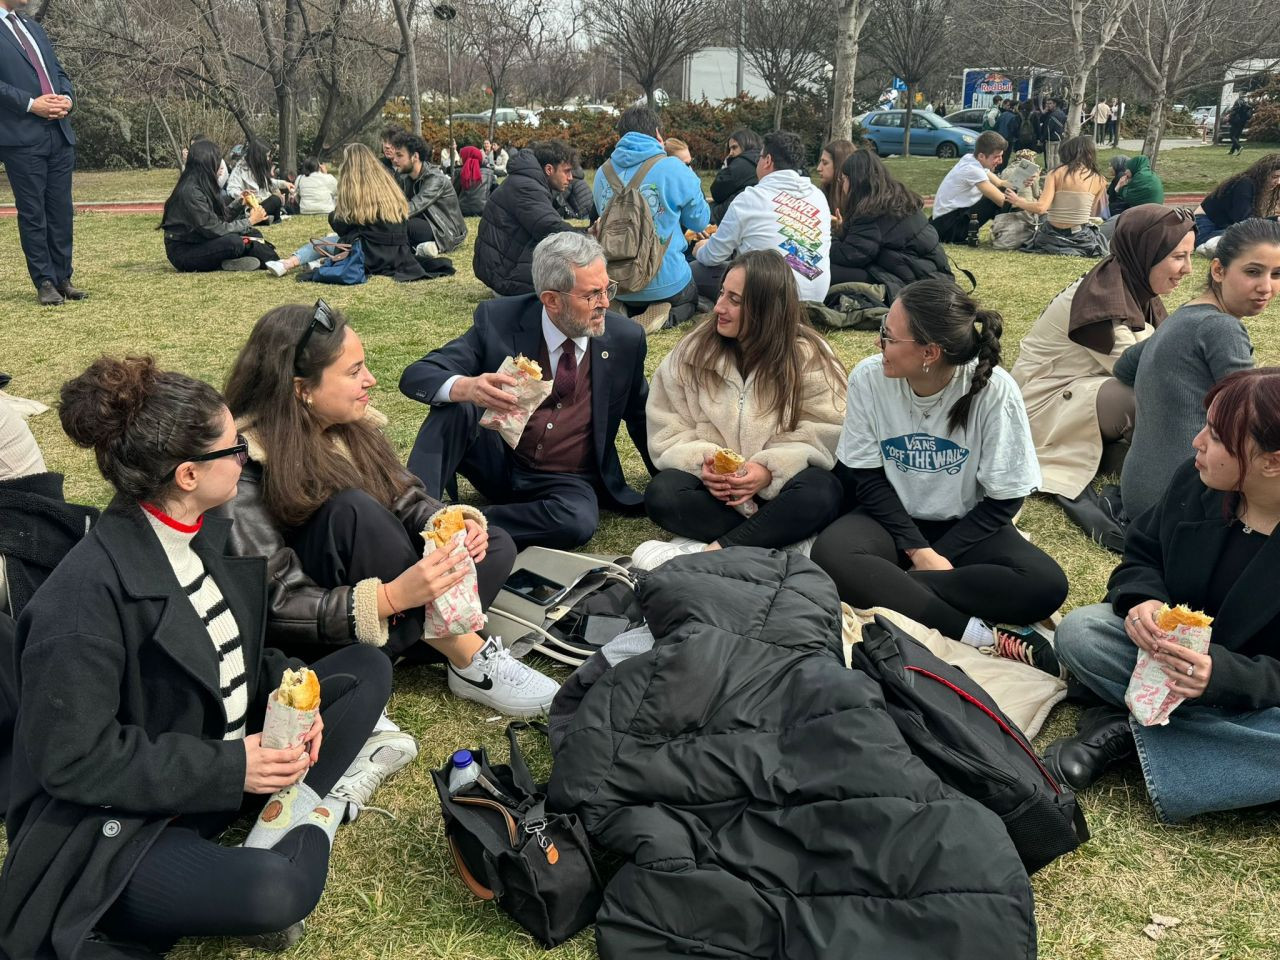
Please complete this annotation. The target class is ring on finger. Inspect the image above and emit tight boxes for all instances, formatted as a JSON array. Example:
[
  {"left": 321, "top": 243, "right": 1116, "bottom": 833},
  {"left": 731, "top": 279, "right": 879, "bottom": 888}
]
[{"left": 1186, "top": 664, "right": 1194, "bottom": 677}]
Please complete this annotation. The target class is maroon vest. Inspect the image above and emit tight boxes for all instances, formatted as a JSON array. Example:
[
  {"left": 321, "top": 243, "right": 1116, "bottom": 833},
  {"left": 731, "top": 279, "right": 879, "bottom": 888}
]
[{"left": 513, "top": 340, "right": 593, "bottom": 474}]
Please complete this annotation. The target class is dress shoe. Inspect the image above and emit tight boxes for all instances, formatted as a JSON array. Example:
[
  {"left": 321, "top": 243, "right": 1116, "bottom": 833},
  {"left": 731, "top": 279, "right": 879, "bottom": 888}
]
[
  {"left": 57, "top": 281, "right": 87, "bottom": 300},
  {"left": 1043, "top": 705, "right": 1134, "bottom": 791},
  {"left": 37, "top": 280, "right": 64, "bottom": 306}
]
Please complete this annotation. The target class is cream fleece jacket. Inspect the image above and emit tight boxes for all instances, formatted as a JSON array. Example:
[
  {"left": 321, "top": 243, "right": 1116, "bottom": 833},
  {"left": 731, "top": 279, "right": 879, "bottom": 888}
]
[{"left": 646, "top": 337, "right": 845, "bottom": 500}]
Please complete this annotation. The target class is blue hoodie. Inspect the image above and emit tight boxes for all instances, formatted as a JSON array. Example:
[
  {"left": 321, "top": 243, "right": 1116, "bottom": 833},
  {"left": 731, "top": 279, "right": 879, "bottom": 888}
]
[{"left": 594, "top": 132, "right": 711, "bottom": 303}]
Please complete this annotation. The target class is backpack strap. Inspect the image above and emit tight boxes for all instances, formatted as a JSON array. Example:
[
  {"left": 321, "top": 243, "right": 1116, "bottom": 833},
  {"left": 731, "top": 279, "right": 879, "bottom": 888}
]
[
  {"left": 631, "top": 153, "right": 666, "bottom": 187},
  {"left": 602, "top": 160, "right": 625, "bottom": 192}
]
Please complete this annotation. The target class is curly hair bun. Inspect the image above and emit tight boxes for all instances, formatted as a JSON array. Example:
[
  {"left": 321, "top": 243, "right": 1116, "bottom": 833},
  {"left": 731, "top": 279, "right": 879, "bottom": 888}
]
[{"left": 59, "top": 355, "right": 158, "bottom": 450}]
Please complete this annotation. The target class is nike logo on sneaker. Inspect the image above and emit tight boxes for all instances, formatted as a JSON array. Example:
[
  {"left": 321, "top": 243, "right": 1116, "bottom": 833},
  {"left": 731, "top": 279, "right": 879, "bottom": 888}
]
[{"left": 449, "top": 667, "right": 494, "bottom": 691}]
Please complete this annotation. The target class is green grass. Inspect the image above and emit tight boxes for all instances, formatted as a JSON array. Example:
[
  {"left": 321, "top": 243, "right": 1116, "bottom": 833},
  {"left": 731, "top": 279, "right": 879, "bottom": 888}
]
[{"left": 3, "top": 194, "right": 1280, "bottom": 959}]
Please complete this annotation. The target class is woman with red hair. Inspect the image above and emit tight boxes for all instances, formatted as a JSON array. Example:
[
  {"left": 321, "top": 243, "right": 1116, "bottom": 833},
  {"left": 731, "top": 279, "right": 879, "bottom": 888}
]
[
  {"left": 1047, "top": 368, "right": 1280, "bottom": 822},
  {"left": 452, "top": 144, "right": 495, "bottom": 216}
]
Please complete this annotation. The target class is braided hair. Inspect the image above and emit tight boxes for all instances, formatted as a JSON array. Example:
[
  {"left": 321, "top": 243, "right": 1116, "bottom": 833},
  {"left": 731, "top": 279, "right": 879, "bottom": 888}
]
[{"left": 897, "top": 278, "right": 1004, "bottom": 433}]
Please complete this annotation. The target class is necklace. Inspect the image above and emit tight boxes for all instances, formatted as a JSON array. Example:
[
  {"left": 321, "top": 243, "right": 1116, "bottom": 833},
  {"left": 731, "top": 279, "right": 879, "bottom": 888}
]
[{"left": 906, "top": 374, "right": 952, "bottom": 434}]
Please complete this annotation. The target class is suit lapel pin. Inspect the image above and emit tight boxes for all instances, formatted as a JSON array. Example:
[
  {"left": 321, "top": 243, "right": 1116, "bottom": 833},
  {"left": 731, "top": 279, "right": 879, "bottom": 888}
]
[{"left": 601, "top": 351, "right": 609, "bottom": 359}]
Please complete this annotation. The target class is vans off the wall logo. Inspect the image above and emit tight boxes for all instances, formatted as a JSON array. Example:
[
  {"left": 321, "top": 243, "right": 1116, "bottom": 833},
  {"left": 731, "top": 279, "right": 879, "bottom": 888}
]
[
  {"left": 772, "top": 191, "right": 824, "bottom": 281},
  {"left": 882, "top": 433, "right": 970, "bottom": 474}
]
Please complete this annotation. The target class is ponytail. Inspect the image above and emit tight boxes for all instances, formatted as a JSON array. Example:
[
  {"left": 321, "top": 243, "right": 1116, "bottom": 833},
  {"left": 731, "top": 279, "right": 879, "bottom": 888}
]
[{"left": 897, "top": 279, "right": 1005, "bottom": 432}]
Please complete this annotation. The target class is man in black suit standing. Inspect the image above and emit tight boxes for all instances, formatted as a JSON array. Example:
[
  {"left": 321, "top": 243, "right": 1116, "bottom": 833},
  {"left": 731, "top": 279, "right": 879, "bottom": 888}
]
[
  {"left": 0, "top": 0, "right": 80, "bottom": 306},
  {"left": 400, "top": 232, "right": 653, "bottom": 550}
]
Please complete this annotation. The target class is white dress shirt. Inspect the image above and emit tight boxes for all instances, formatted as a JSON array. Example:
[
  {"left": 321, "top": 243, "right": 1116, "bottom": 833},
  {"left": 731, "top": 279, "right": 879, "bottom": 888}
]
[{"left": 435, "top": 309, "right": 588, "bottom": 404}]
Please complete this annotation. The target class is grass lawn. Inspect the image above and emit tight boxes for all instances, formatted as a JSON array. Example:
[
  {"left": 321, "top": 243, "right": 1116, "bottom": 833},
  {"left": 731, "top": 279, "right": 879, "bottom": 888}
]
[{"left": 3, "top": 188, "right": 1280, "bottom": 959}]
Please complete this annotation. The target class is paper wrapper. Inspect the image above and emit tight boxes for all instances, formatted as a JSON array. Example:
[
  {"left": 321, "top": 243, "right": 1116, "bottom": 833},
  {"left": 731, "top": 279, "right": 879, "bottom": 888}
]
[
  {"left": 713, "top": 460, "right": 758, "bottom": 517},
  {"left": 261, "top": 695, "right": 318, "bottom": 751},
  {"left": 479, "top": 356, "right": 554, "bottom": 448},
  {"left": 1124, "top": 625, "right": 1211, "bottom": 726},
  {"left": 421, "top": 527, "right": 486, "bottom": 636},
  {"left": 1003, "top": 156, "right": 1041, "bottom": 198}
]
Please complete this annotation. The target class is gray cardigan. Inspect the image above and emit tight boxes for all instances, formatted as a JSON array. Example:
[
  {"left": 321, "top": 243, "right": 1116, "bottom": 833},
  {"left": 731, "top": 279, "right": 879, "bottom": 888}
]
[{"left": 1116, "top": 302, "right": 1253, "bottom": 521}]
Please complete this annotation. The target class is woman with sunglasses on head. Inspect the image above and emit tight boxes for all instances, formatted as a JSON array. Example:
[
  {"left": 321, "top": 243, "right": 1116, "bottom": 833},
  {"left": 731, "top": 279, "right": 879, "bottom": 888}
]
[
  {"left": 1011, "top": 205, "right": 1196, "bottom": 546},
  {"left": 811, "top": 278, "right": 1069, "bottom": 672},
  {"left": 159, "top": 139, "right": 278, "bottom": 273},
  {"left": 1045, "top": 369, "right": 1280, "bottom": 822},
  {"left": 634, "top": 250, "right": 846, "bottom": 568},
  {"left": 217, "top": 302, "right": 559, "bottom": 718},
  {"left": 1, "top": 357, "right": 393, "bottom": 958},
  {"left": 1115, "top": 218, "right": 1280, "bottom": 523}
]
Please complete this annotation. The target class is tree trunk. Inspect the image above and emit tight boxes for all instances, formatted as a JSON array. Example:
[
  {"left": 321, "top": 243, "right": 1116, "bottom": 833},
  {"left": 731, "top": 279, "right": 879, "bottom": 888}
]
[
  {"left": 773, "top": 91, "right": 784, "bottom": 130},
  {"left": 489, "top": 90, "right": 500, "bottom": 142},
  {"left": 902, "top": 83, "right": 914, "bottom": 157},
  {"left": 391, "top": 0, "right": 422, "bottom": 135},
  {"left": 646, "top": 86, "right": 658, "bottom": 109},
  {"left": 277, "top": 85, "right": 298, "bottom": 177},
  {"left": 1065, "top": 70, "right": 1088, "bottom": 138},
  {"left": 1142, "top": 94, "right": 1166, "bottom": 166},
  {"left": 829, "top": 0, "right": 862, "bottom": 141}
]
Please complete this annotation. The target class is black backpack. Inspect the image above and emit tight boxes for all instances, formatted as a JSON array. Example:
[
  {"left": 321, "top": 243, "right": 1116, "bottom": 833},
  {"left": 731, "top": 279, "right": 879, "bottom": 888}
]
[{"left": 851, "top": 615, "right": 1089, "bottom": 874}]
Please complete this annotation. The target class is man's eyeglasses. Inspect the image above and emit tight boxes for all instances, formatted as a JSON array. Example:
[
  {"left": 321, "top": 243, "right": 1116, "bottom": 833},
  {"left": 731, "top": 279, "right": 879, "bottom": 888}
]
[
  {"left": 294, "top": 299, "right": 336, "bottom": 373},
  {"left": 877, "top": 322, "right": 920, "bottom": 346},
  {"left": 560, "top": 281, "right": 618, "bottom": 306}
]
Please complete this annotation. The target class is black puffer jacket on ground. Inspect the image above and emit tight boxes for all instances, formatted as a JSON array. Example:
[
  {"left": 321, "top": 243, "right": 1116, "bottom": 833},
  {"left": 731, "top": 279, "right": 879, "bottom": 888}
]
[
  {"left": 709, "top": 150, "right": 759, "bottom": 223},
  {"left": 829, "top": 209, "right": 953, "bottom": 301},
  {"left": 472, "top": 149, "right": 578, "bottom": 296},
  {"left": 548, "top": 548, "right": 1037, "bottom": 960}
]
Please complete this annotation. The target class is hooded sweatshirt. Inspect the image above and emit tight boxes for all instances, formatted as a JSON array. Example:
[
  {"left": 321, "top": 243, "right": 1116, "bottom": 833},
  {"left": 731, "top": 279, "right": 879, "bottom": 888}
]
[
  {"left": 696, "top": 168, "right": 833, "bottom": 302},
  {"left": 593, "top": 132, "right": 711, "bottom": 303},
  {"left": 1120, "top": 155, "right": 1164, "bottom": 207}
]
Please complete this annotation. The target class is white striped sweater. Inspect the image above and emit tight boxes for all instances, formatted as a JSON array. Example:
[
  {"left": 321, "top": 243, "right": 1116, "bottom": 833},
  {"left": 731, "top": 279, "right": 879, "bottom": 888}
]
[{"left": 142, "top": 505, "right": 248, "bottom": 740}]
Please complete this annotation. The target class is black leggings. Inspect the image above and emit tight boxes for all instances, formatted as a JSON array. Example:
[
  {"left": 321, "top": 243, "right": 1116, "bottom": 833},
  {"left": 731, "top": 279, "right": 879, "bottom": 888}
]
[
  {"left": 166, "top": 233, "right": 278, "bottom": 272},
  {"left": 932, "top": 197, "right": 1004, "bottom": 243},
  {"left": 286, "top": 488, "right": 517, "bottom": 660},
  {"left": 810, "top": 510, "right": 1068, "bottom": 638},
  {"left": 645, "top": 466, "right": 844, "bottom": 549},
  {"left": 98, "top": 644, "right": 391, "bottom": 947}
]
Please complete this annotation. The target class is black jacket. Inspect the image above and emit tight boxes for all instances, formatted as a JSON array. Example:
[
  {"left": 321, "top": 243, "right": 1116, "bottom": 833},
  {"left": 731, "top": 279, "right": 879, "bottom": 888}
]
[
  {"left": 452, "top": 165, "right": 496, "bottom": 216},
  {"left": 830, "top": 209, "right": 951, "bottom": 301},
  {"left": 0, "top": 499, "right": 296, "bottom": 960},
  {"left": 553, "top": 176, "right": 597, "bottom": 222},
  {"left": 211, "top": 435, "right": 452, "bottom": 662},
  {"left": 399, "top": 293, "right": 654, "bottom": 510},
  {"left": 472, "top": 149, "right": 578, "bottom": 296},
  {"left": 548, "top": 549, "right": 1036, "bottom": 959},
  {"left": 709, "top": 149, "right": 759, "bottom": 224},
  {"left": 0, "top": 471, "right": 98, "bottom": 619},
  {"left": 1108, "top": 458, "right": 1280, "bottom": 711},
  {"left": 329, "top": 214, "right": 427, "bottom": 283},
  {"left": 160, "top": 176, "right": 252, "bottom": 244},
  {"left": 0, "top": 11, "right": 74, "bottom": 148},
  {"left": 1043, "top": 108, "right": 1067, "bottom": 144},
  {"left": 398, "top": 162, "right": 466, "bottom": 252}
]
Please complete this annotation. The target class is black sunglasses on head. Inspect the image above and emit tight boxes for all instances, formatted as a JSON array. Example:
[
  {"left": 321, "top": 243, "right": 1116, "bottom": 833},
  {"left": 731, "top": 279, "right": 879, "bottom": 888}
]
[{"left": 294, "top": 299, "right": 336, "bottom": 374}]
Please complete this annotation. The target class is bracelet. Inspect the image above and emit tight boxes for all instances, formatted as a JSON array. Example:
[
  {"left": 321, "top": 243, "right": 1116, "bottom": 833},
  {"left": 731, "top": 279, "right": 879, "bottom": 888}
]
[{"left": 381, "top": 581, "right": 399, "bottom": 615}]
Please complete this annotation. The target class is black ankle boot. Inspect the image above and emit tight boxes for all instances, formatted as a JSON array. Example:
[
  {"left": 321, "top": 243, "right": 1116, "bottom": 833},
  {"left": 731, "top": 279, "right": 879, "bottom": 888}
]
[{"left": 1043, "top": 706, "right": 1134, "bottom": 791}]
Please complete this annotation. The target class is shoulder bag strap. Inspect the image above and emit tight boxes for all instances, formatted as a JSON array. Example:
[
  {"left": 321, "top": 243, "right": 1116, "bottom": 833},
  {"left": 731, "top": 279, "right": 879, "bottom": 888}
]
[{"left": 505, "top": 720, "right": 550, "bottom": 795}]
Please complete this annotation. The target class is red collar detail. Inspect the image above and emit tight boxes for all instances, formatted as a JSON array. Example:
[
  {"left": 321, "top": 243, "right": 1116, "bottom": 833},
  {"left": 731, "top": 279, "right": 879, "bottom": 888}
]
[{"left": 139, "top": 501, "right": 204, "bottom": 534}]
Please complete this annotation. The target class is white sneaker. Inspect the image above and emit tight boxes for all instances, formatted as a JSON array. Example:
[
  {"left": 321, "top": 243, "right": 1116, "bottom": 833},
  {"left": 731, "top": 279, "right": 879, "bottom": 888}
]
[
  {"left": 630, "top": 537, "right": 707, "bottom": 571},
  {"left": 447, "top": 637, "right": 560, "bottom": 718},
  {"left": 414, "top": 240, "right": 440, "bottom": 259},
  {"left": 329, "top": 729, "right": 419, "bottom": 822},
  {"left": 264, "top": 260, "right": 287, "bottom": 277},
  {"left": 279, "top": 213, "right": 292, "bottom": 221}
]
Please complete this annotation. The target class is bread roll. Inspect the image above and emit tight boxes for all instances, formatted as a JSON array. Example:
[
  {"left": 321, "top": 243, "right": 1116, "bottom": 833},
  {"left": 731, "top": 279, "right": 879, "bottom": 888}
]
[
  {"left": 276, "top": 667, "right": 321, "bottom": 711},
  {"left": 513, "top": 354, "right": 542, "bottom": 379},
  {"left": 1156, "top": 605, "right": 1214, "bottom": 631},
  {"left": 712, "top": 448, "right": 745, "bottom": 475},
  {"left": 427, "top": 505, "right": 467, "bottom": 549}
]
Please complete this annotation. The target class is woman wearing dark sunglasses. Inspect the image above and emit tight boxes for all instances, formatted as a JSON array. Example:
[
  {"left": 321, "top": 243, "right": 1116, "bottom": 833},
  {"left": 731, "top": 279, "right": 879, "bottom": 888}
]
[
  {"left": 811, "top": 278, "right": 1069, "bottom": 672},
  {"left": 218, "top": 301, "right": 559, "bottom": 718},
  {"left": 1, "top": 356, "right": 393, "bottom": 956}
]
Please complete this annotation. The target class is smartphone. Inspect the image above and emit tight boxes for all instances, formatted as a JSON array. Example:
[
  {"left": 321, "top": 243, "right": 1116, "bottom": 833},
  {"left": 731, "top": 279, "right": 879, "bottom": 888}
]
[{"left": 503, "top": 568, "right": 566, "bottom": 607}]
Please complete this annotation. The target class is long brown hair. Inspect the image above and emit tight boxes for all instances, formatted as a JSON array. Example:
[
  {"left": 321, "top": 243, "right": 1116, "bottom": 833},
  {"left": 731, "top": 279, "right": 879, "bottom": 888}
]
[
  {"left": 678, "top": 250, "right": 845, "bottom": 433},
  {"left": 1056, "top": 135, "right": 1101, "bottom": 179},
  {"left": 1205, "top": 152, "right": 1280, "bottom": 218},
  {"left": 223, "top": 303, "right": 412, "bottom": 527},
  {"left": 841, "top": 149, "right": 923, "bottom": 222},
  {"left": 821, "top": 139, "right": 857, "bottom": 214}
]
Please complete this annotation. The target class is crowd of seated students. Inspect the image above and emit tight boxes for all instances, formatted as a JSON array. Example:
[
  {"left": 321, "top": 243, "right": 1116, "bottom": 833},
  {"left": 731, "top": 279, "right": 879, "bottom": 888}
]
[
  {"left": 1194, "top": 153, "right": 1280, "bottom": 253},
  {"left": 1002, "top": 135, "right": 1108, "bottom": 258},
  {"left": 225, "top": 139, "right": 295, "bottom": 223}
]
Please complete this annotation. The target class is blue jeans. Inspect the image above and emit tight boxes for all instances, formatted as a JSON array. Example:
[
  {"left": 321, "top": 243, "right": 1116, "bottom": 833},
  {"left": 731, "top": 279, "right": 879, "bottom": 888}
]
[
  {"left": 1056, "top": 604, "right": 1280, "bottom": 822},
  {"left": 291, "top": 232, "right": 339, "bottom": 264}
]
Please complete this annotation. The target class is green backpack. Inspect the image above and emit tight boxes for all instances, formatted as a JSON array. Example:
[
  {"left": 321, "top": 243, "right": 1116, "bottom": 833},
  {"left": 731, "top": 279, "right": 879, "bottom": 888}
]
[{"left": 597, "top": 155, "right": 670, "bottom": 294}]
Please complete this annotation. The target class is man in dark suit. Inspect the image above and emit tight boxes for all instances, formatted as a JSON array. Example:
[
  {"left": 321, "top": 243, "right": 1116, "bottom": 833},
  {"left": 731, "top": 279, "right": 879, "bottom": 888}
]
[
  {"left": 0, "top": 0, "right": 80, "bottom": 306},
  {"left": 400, "top": 232, "right": 653, "bottom": 550}
]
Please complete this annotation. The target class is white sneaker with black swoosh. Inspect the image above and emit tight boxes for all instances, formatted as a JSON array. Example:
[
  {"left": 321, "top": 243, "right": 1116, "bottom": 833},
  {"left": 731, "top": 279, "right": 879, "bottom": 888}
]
[{"left": 447, "top": 637, "right": 560, "bottom": 717}]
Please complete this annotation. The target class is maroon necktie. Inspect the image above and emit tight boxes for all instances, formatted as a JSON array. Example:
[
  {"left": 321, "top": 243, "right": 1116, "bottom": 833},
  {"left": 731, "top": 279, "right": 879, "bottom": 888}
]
[
  {"left": 553, "top": 346, "right": 578, "bottom": 400},
  {"left": 6, "top": 17, "right": 53, "bottom": 97}
]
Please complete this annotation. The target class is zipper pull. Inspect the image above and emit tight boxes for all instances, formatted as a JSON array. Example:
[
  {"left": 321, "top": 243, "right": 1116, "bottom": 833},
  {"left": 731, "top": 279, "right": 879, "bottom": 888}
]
[{"left": 524, "top": 818, "right": 560, "bottom": 864}]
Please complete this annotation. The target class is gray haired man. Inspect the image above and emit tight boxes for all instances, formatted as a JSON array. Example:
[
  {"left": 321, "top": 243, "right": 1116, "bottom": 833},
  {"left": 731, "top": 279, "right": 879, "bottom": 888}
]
[{"left": 399, "top": 232, "right": 655, "bottom": 549}]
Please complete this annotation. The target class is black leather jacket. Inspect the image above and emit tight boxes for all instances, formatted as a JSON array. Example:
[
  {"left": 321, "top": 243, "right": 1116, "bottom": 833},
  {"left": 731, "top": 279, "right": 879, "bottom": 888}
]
[
  {"left": 211, "top": 456, "right": 447, "bottom": 660},
  {"left": 398, "top": 162, "right": 467, "bottom": 253}
]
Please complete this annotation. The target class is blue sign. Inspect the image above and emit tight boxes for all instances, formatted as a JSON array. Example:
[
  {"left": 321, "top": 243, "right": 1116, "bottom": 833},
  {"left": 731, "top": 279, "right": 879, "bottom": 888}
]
[
  {"left": 892, "top": 76, "right": 907, "bottom": 92},
  {"left": 962, "top": 69, "right": 1032, "bottom": 109}
]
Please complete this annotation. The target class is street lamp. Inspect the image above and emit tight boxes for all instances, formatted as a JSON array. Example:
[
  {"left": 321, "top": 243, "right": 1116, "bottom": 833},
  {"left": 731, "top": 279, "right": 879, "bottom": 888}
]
[{"left": 433, "top": 4, "right": 457, "bottom": 162}]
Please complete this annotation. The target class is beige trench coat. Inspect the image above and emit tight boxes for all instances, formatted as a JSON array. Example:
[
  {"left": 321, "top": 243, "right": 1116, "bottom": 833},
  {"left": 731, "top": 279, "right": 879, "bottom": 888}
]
[{"left": 1010, "top": 278, "right": 1152, "bottom": 498}]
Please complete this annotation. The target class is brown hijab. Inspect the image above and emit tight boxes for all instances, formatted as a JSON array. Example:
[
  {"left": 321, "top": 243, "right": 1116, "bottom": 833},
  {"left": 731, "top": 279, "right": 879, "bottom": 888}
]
[{"left": 1067, "top": 204, "right": 1195, "bottom": 354}]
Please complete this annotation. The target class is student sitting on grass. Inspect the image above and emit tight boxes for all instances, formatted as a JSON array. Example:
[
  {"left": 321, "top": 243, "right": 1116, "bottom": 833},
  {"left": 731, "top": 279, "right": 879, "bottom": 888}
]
[
  {"left": 1003, "top": 134, "right": 1108, "bottom": 258},
  {"left": 217, "top": 302, "right": 559, "bottom": 718},
  {"left": 1112, "top": 154, "right": 1164, "bottom": 210},
  {"left": 1117, "top": 218, "right": 1280, "bottom": 522},
  {"left": 389, "top": 131, "right": 467, "bottom": 256},
  {"left": 159, "top": 138, "right": 277, "bottom": 273},
  {"left": 264, "top": 143, "right": 443, "bottom": 282},
  {"left": 0, "top": 357, "right": 394, "bottom": 957},
  {"left": 817, "top": 138, "right": 856, "bottom": 230},
  {"left": 1193, "top": 153, "right": 1280, "bottom": 251},
  {"left": 811, "top": 278, "right": 1069, "bottom": 674},
  {"left": 294, "top": 156, "right": 338, "bottom": 216},
  {"left": 930, "top": 131, "right": 1014, "bottom": 245},
  {"left": 709, "top": 127, "right": 762, "bottom": 224},
  {"left": 634, "top": 250, "right": 846, "bottom": 569},
  {"left": 225, "top": 138, "right": 294, "bottom": 223},
  {"left": 1046, "top": 369, "right": 1280, "bottom": 822},
  {"left": 452, "top": 144, "right": 495, "bottom": 216},
  {"left": 1011, "top": 205, "right": 1196, "bottom": 546}
]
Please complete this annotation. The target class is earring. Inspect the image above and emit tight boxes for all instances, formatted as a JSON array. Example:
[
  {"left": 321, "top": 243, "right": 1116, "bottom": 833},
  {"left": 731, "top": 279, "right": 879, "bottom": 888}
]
[
  {"left": 304, "top": 395, "right": 313, "bottom": 406},
  {"left": 922, "top": 362, "right": 931, "bottom": 374}
]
